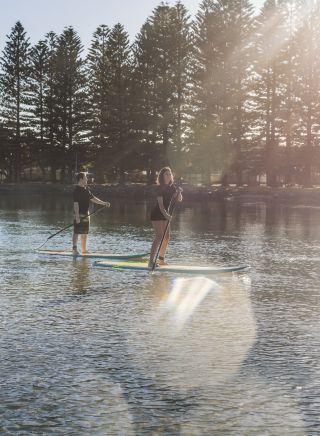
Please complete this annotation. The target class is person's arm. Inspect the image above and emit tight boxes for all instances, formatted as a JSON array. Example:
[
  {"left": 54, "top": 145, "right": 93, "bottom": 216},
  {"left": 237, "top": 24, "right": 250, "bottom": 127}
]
[
  {"left": 157, "top": 196, "right": 171, "bottom": 220},
  {"left": 90, "top": 196, "right": 111, "bottom": 207},
  {"left": 74, "top": 202, "right": 80, "bottom": 223}
]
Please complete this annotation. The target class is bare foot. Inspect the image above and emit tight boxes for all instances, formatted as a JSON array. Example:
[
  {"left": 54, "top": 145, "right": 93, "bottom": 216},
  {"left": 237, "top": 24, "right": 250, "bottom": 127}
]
[{"left": 158, "top": 259, "right": 168, "bottom": 265}]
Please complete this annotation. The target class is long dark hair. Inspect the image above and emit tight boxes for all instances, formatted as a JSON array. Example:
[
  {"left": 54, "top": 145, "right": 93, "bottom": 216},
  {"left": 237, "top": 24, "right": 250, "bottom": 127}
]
[{"left": 157, "top": 167, "right": 173, "bottom": 186}]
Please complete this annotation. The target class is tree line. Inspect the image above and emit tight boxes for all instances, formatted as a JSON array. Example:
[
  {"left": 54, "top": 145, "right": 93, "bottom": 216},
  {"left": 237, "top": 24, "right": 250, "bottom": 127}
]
[{"left": 1, "top": 0, "right": 320, "bottom": 186}]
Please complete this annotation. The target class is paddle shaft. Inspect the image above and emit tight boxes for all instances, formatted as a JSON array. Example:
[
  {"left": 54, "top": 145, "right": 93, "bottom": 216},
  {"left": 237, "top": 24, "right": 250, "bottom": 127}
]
[
  {"left": 36, "top": 205, "right": 106, "bottom": 250},
  {"left": 151, "top": 190, "right": 179, "bottom": 272}
]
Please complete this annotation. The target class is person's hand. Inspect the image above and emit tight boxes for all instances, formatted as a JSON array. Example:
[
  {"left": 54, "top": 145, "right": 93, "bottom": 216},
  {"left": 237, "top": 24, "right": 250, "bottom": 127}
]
[
  {"left": 76, "top": 217, "right": 80, "bottom": 224},
  {"left": 177, "top": 186, "right": 183, "bottom": 193},
  {"left": 166, "top": 214, "right": 172, "bottom": 221},
  {"left": 104, "top": 201, "right": 111, "bottom": 208}
]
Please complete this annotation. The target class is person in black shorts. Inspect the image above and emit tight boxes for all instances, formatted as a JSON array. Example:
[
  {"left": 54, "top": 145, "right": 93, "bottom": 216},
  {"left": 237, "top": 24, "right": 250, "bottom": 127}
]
[
  {"left": 72, "top": 172, "right": 110, "bottom": 255},
  {"left": 148, "top": 167, "right": 183, "bottom": 268}
]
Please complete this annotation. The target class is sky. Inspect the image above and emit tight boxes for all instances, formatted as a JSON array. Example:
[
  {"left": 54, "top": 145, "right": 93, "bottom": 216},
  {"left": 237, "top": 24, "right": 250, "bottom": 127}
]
[{"left": 0, "top": 0, "right": 265, "bottom": 53}]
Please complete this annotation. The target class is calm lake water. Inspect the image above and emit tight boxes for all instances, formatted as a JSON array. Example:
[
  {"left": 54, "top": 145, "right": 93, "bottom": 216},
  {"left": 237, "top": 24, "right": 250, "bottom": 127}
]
[{"left": 0, "top": 194, "right": 319, "bottom": 435}]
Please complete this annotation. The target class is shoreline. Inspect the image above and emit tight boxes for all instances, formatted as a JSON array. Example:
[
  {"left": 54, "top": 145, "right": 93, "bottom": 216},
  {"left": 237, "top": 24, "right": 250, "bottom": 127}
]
[{"left": 1, "top": 181, "right": 320, "bottom": 204}]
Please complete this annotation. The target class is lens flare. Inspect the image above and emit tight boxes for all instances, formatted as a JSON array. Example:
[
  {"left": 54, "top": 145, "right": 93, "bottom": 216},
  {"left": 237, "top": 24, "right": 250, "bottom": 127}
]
[{"left": 163, "top": 276, "right": 219, "bottom": 329}]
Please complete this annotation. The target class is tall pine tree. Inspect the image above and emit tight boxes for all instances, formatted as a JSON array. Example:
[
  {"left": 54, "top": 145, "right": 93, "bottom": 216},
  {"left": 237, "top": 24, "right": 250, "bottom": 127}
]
[
  {"left": 132, "top": 2, "right": 193, "bottom": 182},
  {"left": 0, "top": 21, "right": 31, "bottom": 181},
  {"left": 167, "top": 2, "right": 193, "bottom": 174},
  {"left": 53, "top": 27, "right": 88, "bottom": 181},
  {"left": 254, "top": 0, "right": 287, "bottom": 186},
  {"left": 105, "top": 23, "right": 132, "bottom": 183},
  {"left": 86, "top": 25, "right": 111, "bottom": 182},
  {"left": 294, "top": 0, "right": 320, "bottom": 186},
  {"left": 29, "top": 39, "right": 50, "bottom": 178},
  {"left": 131, "top": 21, "right": 160, "bottom": 183}
]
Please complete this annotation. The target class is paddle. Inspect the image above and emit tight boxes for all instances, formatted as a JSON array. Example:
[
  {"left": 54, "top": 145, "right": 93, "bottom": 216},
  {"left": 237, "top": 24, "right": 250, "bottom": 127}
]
[
  {"left": 151, "top": 186, "right": 181, "bottom": 272},
  {"left": 36, "top": 204, "right": 107, "bottom": 250}
]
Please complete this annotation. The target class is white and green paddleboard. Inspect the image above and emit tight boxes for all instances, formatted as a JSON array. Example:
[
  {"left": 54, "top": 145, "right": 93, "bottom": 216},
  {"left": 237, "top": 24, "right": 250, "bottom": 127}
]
[
  {"left": 37, "top": 250, "right": 149, "bottom": 260},
  {"left": 93, "top": 260, "right": 249, "bottom": 274}
]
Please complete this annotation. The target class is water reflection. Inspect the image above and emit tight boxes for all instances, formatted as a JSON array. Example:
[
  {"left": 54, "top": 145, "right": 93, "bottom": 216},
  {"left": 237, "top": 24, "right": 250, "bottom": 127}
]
[
  {"left": 71, "top": 258, "right": 91, "bottom": 294},
  {"left": 161, "top": 276, "right": 218, "bottom": 329},
  {"left": 1, "top": 195, "right": 320, "bottom": 433},
  {"left": 126, "top": 273, "right": 256, "bottom": 391}
]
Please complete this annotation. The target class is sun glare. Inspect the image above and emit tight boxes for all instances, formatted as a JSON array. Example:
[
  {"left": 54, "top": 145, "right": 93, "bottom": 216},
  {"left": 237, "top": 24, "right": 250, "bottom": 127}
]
[{"left": 163, "top": 276, "right": 219, "bottom": 329}]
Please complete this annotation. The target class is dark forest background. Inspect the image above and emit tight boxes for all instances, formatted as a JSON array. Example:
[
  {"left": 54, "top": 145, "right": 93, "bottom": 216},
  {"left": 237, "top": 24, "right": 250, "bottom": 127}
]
[{"left": 1, "top": 0, "right": 320, "bottom": 186}]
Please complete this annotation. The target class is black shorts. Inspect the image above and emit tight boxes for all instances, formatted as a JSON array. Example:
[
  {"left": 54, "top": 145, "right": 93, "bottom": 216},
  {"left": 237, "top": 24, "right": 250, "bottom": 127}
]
[
  {"left": 74, "top": 215, "right": 90, "bottom": 234},
  {"left": 150, "top": 209, "right": 167, "bottom": 221}
]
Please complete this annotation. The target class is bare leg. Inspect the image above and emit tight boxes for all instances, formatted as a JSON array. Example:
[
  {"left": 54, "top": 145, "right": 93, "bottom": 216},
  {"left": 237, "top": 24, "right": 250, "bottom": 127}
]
[
  {"left": 72, "top": 233, "right": 79, "bottom": 255},
  {"left": 159, "top": 223, "right": 170, "bottom": 264},
  {"left": 81, "top": 234, "right": 88, "bottom": 253},
  {"left": 148, "top": 221, "right": 166, "bottom": 268}
]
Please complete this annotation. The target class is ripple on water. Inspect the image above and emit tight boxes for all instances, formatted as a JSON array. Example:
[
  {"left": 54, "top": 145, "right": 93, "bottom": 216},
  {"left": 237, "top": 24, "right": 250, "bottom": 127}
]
[{"left": 0, "top": 199, "right": 319, "bottom": 433}]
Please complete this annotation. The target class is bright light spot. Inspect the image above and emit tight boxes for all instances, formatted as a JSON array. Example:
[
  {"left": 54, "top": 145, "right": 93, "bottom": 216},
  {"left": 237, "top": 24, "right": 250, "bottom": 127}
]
[
  {"left": 163, "top": 276, "right": 219, "bottom": 329},
  {"left": 130, "top": 273, "right": 256, "bottom": 390}
]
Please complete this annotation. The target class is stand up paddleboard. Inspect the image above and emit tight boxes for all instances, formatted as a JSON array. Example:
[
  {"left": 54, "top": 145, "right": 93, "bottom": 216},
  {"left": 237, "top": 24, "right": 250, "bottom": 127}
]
[
  {"left": 93, "top": 260, "right": 249, "bottom": 274},
  {"left": 37, "top": 250, "right": 149, "bottom": 260}
]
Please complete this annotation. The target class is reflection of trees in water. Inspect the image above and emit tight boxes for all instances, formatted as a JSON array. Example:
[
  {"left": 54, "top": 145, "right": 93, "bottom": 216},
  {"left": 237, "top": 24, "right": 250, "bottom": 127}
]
[
  {"left": 0, "top": 194, "right": 70, "bottom": 213},
  {"left": 2, "top": 196, "right": 320, "bottom": 242},
  {"left": 176, "top": 200, "right": 272, "bottom": 235},
  {"left": 2, "top": 196, "right": 319, "bottom": 432},
  {"left": 180, "top": 200, "right": 228, "bottom": 233},
  {"left": 265, "top": 203, "right": 317, "bottom": 241}
]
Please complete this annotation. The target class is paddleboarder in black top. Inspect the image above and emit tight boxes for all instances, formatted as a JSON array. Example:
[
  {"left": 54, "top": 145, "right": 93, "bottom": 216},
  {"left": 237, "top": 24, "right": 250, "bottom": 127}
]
[
  {"left": 72, "top": 172, "right": 110, "bottom": 255},
  {"left": 148, "top": 167, "right": 183, "bottom": 268}
]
